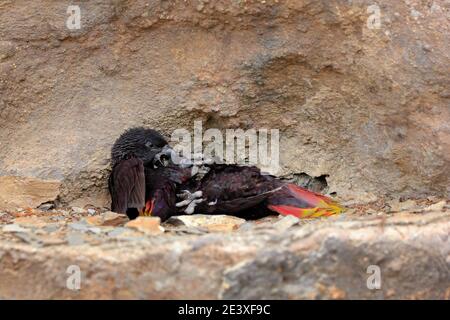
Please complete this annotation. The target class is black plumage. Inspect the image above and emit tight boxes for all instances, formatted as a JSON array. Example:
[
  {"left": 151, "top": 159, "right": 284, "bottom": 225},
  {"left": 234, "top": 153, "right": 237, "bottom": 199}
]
[
  {"left": 109, "top": 127, "right": 344, "bottom": 221},
  {"left": 177, "top": 164, "right": 282, "bottom": 219},
  {"left": 109, "top": 127, "right": 172, "bottom": 219}
]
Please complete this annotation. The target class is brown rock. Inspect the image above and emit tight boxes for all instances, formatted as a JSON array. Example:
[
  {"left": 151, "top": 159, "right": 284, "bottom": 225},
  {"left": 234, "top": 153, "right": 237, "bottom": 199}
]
[
  {"left": 169, "top": 215, "right": 246, "bottom": 232},
  {"left": 85, "top": 211, "right": 129, "bottom": 227},
  {"left": 272, "top": 215, "right": 300, "bottom": 231},
  {"left": 388, "top": 199, "right": 420, "bottom": 213},
  {"left": 2, "top": 224, "right": 30, "bottom": 233},
  {"left": 424, "top": 200, "right": 447, "bottom": 212},
  {"left": 125, "top": 217, "right": 164, "bottom": 235},
  {"left": 13, "top": 216, "right": 53, "bottom": 228},
  {"left": 0, "top": 176, "right": 60, "bottom": 211}
]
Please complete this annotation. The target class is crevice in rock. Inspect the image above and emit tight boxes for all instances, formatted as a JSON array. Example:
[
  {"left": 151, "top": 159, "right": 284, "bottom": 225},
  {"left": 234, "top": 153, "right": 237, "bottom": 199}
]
[{"left": 284, "top": 172, "right": 329, "bottom": 194}]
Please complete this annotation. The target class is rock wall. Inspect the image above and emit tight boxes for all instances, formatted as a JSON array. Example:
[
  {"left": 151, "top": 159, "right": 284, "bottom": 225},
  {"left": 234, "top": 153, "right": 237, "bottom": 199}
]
[{"left": 0, "top": 0, "right": 449, "bottom": 206}]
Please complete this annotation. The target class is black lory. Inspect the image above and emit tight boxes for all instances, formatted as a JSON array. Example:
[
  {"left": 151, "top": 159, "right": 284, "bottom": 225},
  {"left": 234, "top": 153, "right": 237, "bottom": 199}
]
[
  {"left": 175, "top": 163, "right": 344, "bottom": 219},
  {"left": 108, "top": 127, "right": 179, "bottom": 219}
]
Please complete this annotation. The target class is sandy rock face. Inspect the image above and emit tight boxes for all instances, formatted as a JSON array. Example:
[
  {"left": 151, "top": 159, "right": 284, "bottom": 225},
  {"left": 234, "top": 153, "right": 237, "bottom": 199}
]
[{"left": 0, "top": 0, "right": 448, "bottom": 206}]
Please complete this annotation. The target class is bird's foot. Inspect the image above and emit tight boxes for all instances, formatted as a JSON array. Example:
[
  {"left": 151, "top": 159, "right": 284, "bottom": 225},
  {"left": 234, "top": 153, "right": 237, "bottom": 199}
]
[
  {"left": 184, "top": 198, "right": 204, "bottom": 214},
  {"left": 176, "top": 190, "right": 204, "bottom": 214}
]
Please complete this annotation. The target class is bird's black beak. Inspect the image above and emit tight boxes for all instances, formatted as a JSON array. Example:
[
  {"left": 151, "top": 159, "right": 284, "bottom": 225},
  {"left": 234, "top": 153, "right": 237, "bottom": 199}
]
[{"left": 153, "top": 145, "right": 174, "bottom": 167}]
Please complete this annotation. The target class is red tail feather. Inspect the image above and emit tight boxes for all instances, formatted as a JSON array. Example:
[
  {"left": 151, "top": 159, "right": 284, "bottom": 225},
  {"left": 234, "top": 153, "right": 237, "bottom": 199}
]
[{"left": 267, "top": 184, "right": 344, "bottom": 219}]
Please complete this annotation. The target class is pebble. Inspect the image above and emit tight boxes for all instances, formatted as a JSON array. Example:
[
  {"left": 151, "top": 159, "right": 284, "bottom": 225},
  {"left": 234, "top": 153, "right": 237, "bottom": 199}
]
[
  {"left": 85, "top": 211, "right": 128, "bottom": 227},
  {"left": 107, "top": 227, "right": 127, "bottom": 237},
  {"left": 3, "top": 224, "right": 30, "bottom": 233},
  {"left": 42, "top": 224, "right": 61, "bottom": 233},
  {"left": 272, "top": 215, "right": 300, "bottom": 231},
  {"left": 424, "top": 200, "right": 446, "bottom": 212},
  {"left": 388, "top": 199, "right": 419, "bottom": 212},
  {"left": 14, "top": 232, "right": 43, "bottom": 247},
  {"left": 125, "top": 217, "right": 165, "bottom": 235},
  {"left": 14, "top": 216, "right": 50, "bottom": 228},
  {"left": 238, "top": 222, "right": 255, "bottom": 232},
  {"left": 71, "top": 207, "right": 86, "bottom": 214},
  {"left": 38, "top": 203, "right": 54, "bottom": 211},
  {"left": 68, "top": 222, "right": 90, "bottom": 232},
  {"left": 168, "top": 215, "right": 246, "bottom": 232},
  {"left": 66, "top": 232, "right": 85, "bottom": 246},
  {"left": 88, "top": 227, "right": 102, "bottom": 235}
]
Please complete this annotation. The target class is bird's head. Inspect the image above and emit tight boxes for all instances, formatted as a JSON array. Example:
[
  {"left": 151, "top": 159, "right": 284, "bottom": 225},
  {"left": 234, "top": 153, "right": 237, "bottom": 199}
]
[{"left": 111, "top": 127, "right": 171, "bottom": 167}]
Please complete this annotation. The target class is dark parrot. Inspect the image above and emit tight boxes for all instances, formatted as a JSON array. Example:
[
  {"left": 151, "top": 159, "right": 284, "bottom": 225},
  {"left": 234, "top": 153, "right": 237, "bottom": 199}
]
[
  {"left": 174, "top": 163, "right": 344, "bottom": 220},
  {"left": 109, "top": 127, "right": 344, "bottom": 221},
  {"left": 108, "top": 127, "right": 191, "bottom": 220}
]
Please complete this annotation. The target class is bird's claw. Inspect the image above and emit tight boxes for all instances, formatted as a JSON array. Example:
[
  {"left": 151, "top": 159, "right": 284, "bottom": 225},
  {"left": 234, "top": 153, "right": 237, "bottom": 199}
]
[
  {"left": 177, "top": 190, "right": 202, "bottom": 201},
  {"left": 184, "top": 198, "right": 204, "bottom": 214},
  {"left": 176, "top": 190, "right": 204, "bottom": 214}
]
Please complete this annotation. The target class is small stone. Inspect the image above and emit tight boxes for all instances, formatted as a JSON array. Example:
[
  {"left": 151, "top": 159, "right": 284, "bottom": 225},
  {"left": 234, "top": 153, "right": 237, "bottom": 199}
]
[
  {"left": 388, "top": 199, "right": 418, "bottom": 212},
  {"left": 38, "top": 203, "right": 54, "bottom": 211},
  {"left": 196, "top": 3, "right": 204, "bottom": 11},
  {"left": 125, "top": 217, "right": 164, "bottom": 235},
  {"left": 87, "top": 208, "right": 96, "bottom": 215},
  {"left": 342, "top": 208, "right": 356, "bottom": 215},
  {"left": 66, "top": 232, "right": 85, "bottom": 246},
  {"left": 14, "top": 232, "right": 42, "bottom": 247},
  {"left": 272, "top": 215, "right": 300, "bottom": 231},
  {"left": 168, "top": 215, "right": 246, "bottom": 232},
  {"left": 0, "top": 41, "right": 16, "bottom": 61},
  {"left": 85, "top": 211, "right": 128, "bottom": 227},
  {"left": 43, "top": 224, "right": 60, "bottom": 233},
  {"left": 424, "top": 200, "right": 446, "bottom": 212},
  {"left": 14, "top": 216, "right": 50, "bottom": 228},
  {"left": 238, "top": 222, "right": 255, "bottom": 232},
  {"left": 68, "top": 222, "right": 89, "bottom": 232},
  {"left": 422, "top": 44, "right": 432, "bottom": 52},
  {"left": 3, "top": 224, "right": 30, "bottom": 233},
  {"left": 365, "top": 208, "right": 377, "bottom": 215},
  {"left": 71, "top": 207, "right": 86, "bottom": 214},
  {"left": 107, "top": 227, "right": 127, "bottom": 237},
  {"left": 87, "top": 227, "right": 102, "bottom": 234}
]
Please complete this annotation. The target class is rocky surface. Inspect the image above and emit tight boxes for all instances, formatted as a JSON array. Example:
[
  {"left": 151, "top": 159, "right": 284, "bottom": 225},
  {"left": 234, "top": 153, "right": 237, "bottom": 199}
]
[
  {"left": 0, "top": 199, "right": 448, "bottom": 299},
  {"left": 0, "top": 0, "right": 449, "bottom": 207},
  {"left": 0, "top": 0, "right": 449, "bottom": 300}
]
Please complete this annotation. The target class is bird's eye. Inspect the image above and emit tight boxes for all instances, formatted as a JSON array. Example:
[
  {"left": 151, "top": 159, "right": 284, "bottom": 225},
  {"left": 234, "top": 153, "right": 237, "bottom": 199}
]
[{"left": 145, "top": 141, "right": 153, "bottom": 148}]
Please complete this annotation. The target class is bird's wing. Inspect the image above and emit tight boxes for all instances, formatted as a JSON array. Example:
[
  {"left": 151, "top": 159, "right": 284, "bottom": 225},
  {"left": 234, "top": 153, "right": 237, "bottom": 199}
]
[
  {"left": 109, "top": 157, "right": 145, "bottom": 214},
  {"left": 202, "top": 186, "right": 282, "bottom": 215},
  {"left": 195, "top": 164, "right": 280, "bottom": 214}
]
